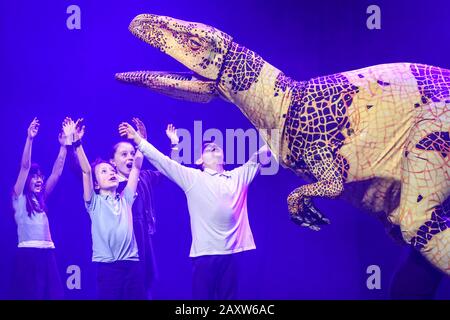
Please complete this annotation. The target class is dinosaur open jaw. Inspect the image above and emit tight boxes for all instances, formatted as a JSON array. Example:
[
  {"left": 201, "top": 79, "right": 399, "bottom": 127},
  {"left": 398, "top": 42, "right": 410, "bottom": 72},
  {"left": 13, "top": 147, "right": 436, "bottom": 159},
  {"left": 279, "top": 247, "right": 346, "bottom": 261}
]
[
  {"left": 115, "top": 70, "right": 210, "bottom": 82},
  {"left": 115, "top": 70, "right": 218, "bottom": 103}
]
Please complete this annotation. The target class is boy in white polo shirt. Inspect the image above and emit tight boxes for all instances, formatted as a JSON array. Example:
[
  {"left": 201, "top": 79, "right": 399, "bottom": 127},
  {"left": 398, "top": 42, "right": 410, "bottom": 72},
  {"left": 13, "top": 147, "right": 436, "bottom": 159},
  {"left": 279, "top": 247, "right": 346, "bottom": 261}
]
[{"left": 119, "top": 121, "right": 269, "bottom": 300}]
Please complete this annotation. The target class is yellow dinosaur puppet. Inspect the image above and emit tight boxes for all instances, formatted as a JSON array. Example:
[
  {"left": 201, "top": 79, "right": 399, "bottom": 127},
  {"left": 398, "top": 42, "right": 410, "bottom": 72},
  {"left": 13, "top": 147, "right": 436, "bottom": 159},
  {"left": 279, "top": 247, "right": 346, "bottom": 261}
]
[{"left": 116, "top": 14, "right": 450, "bottom": 276}]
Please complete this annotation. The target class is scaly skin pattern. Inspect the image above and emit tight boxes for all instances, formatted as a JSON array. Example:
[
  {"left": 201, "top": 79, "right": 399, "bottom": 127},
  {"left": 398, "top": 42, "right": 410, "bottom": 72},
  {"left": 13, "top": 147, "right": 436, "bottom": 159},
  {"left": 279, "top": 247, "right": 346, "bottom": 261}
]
[{"left": 116, "top": 14, "right": 450, "bottom": 275}]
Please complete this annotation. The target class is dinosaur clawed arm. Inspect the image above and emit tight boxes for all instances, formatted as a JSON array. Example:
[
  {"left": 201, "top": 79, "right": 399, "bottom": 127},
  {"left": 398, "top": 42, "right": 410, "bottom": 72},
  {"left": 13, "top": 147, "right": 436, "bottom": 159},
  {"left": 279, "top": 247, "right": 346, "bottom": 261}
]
[
  {"left": 288, "top": 196, "right": 331, "bottom": 231},
  {"left": 287, "top": 146, "right": 344, "bottom": 230}
]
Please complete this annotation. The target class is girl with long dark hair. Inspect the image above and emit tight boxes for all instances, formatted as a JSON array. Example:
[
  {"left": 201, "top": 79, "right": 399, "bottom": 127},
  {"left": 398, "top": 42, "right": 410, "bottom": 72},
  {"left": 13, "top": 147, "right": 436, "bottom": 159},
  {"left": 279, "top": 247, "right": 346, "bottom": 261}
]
[{"left": 11, "top": 117, "right": 68, "bottom": 299}]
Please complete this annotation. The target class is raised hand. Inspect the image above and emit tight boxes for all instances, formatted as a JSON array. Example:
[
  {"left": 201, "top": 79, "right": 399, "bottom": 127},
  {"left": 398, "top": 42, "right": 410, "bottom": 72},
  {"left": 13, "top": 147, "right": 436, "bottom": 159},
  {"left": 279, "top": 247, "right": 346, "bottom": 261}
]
[
  {"left": 166, "top": 124, "right": 179, "bottom": 144},
  {"left": 132, "top": 117, "right": 147, "bottom": 140},
  {"left": 74, "top": 118, "right": 85, "bottom": 141},
  {"left": 62, "top": 117, "right": 76, "bottom": 145},
  {"left": 27, "top": 117, "right": 40, "bottom": 139},
  {"left": 119, "top": 122, "right": 141, "bottom": 144}
]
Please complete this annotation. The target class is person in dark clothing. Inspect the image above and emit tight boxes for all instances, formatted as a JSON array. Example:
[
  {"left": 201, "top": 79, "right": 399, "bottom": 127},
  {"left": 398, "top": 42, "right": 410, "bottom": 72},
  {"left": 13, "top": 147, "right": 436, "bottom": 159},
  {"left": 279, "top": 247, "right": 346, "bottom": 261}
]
[{"left": 110, "top": 118, "right": 179, "bottom": 298}]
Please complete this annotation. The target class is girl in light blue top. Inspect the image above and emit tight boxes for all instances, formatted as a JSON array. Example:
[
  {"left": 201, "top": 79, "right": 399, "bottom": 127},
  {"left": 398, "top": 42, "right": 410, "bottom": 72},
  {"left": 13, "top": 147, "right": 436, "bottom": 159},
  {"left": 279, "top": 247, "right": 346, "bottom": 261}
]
[
  {"left": 65, "top": 117, "right": 145, "bottom": 300},
  {"left": 11, "top": 117, "right": 68, "bottom": 299}
]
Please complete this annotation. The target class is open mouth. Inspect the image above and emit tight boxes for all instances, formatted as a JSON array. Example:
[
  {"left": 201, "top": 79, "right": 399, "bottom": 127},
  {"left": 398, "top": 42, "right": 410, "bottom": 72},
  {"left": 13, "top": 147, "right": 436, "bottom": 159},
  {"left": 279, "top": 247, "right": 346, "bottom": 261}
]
[
  {"left": 126, "top": 162, "right": 133, "bottom": 169},
  {"left": 115, "top": 71, "right": 219, "bottom": 103},
  {"left": 115, "top": 13, "right": 234, "bottom": 103},
  {"left": 109, "top": 177, "right": 118, "bottom": 182},
  {"left": 116, "top": 70, "right": 210, "bottom": 83}
]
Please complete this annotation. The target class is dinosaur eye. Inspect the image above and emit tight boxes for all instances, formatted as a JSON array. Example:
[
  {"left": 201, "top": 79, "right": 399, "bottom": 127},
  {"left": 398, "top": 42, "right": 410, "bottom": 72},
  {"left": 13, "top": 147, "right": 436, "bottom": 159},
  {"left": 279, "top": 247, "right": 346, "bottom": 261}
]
[{"left": 188, "top": 37, "right": 202, "bottom": 50}]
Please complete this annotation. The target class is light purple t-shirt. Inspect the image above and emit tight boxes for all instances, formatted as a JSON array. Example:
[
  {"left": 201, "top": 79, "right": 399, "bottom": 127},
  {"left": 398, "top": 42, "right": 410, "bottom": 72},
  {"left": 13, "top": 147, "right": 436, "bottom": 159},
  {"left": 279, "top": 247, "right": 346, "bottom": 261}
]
[{"left": 12, "top": 193, "right": 54, "bottom": 248}]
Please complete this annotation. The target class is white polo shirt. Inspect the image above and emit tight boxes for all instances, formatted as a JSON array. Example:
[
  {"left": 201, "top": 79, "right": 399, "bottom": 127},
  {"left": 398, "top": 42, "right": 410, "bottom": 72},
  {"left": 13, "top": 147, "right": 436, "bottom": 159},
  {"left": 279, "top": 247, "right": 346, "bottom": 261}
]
[{"left": 138, "top": 139, "right": 261, "bottom": 257}]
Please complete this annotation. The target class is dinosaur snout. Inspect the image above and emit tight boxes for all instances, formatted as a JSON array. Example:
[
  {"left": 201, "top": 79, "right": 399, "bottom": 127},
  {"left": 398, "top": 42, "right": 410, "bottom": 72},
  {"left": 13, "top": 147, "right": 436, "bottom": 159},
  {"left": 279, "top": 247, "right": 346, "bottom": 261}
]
[
  {"left": 115, "top": 71, "right": 150, "bottom": 84},
  {"left": 128, "top": 14, "right": 167, "bottom": 34}
]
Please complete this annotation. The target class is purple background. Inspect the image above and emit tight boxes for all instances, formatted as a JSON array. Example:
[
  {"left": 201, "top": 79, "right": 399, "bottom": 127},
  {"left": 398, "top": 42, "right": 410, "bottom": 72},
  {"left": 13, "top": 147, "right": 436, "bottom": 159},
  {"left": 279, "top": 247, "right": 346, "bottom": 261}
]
[{"left": 1, "top": 0, "right": 449, "bottom": 299}]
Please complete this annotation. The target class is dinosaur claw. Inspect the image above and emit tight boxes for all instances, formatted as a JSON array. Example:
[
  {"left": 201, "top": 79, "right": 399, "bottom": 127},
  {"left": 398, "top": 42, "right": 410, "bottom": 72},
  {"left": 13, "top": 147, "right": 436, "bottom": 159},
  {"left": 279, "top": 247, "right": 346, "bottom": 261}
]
[
  {"left": 320, "top": 217, "right": 331, "bottom": 225},
  {"left": 289, "top": 213, "right": 321, "bottom": 231},
  {"left": 303, "top": 198, "right": 331, "bottom": 225},
  {"left": 289, "top": 197, "right": 330, "bottom": 230}
]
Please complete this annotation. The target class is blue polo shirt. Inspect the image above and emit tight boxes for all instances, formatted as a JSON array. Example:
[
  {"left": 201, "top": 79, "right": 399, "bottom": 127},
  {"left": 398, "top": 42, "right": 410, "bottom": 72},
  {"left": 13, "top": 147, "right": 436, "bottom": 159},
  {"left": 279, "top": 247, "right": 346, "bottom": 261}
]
[{"left": 85, "top": 187, "right": 139, "bottom": 263}]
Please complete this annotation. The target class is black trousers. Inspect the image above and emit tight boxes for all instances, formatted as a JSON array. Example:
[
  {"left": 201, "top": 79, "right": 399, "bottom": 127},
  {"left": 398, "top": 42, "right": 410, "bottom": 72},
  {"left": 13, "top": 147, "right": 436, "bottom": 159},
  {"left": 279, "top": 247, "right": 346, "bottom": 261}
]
[
  {"left": 390, "top": 247, "right": 444, "bottom": 299},
  {"left": 11, "top": 248, "right": 64, "bottom": 300},
  {"left": 96, "top": 260, "right": 146, "bottom": 300},
  {"left": 133, "top": 217, "right": 157, "bottom": 293},
  {"left": 191, "top": 253, "right": 241, "bottom": 300}
]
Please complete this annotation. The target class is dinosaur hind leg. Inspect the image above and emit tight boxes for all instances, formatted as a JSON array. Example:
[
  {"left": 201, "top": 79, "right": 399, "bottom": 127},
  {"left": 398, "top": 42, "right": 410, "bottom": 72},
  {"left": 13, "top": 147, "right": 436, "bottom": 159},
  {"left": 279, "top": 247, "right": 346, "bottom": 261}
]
[{"left": 396, "top": 102, "right": 450, "bottom": 275}]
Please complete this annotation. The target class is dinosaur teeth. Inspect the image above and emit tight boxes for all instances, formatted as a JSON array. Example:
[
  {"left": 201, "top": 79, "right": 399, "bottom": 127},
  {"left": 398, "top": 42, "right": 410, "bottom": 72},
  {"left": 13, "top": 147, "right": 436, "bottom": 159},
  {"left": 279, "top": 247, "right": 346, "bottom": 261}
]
[{"left": 115, "top": 71, "right": 211, "bottom": 83}]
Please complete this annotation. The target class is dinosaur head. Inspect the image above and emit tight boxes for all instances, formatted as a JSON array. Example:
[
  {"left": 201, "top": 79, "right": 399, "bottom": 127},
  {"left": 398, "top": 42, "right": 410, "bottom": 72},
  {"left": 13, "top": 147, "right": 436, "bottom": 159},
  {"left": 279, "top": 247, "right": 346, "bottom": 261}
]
[{"left": 115, "top": 14, "right": 233, "bottom": 103}]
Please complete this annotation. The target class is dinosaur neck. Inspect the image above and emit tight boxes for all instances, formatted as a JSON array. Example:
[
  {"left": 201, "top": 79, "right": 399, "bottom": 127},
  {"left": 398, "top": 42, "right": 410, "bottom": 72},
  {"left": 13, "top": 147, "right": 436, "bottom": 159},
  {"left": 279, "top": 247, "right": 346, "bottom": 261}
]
[{"left": 216, "top": 42, "right": 305, "bottom": 158}]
